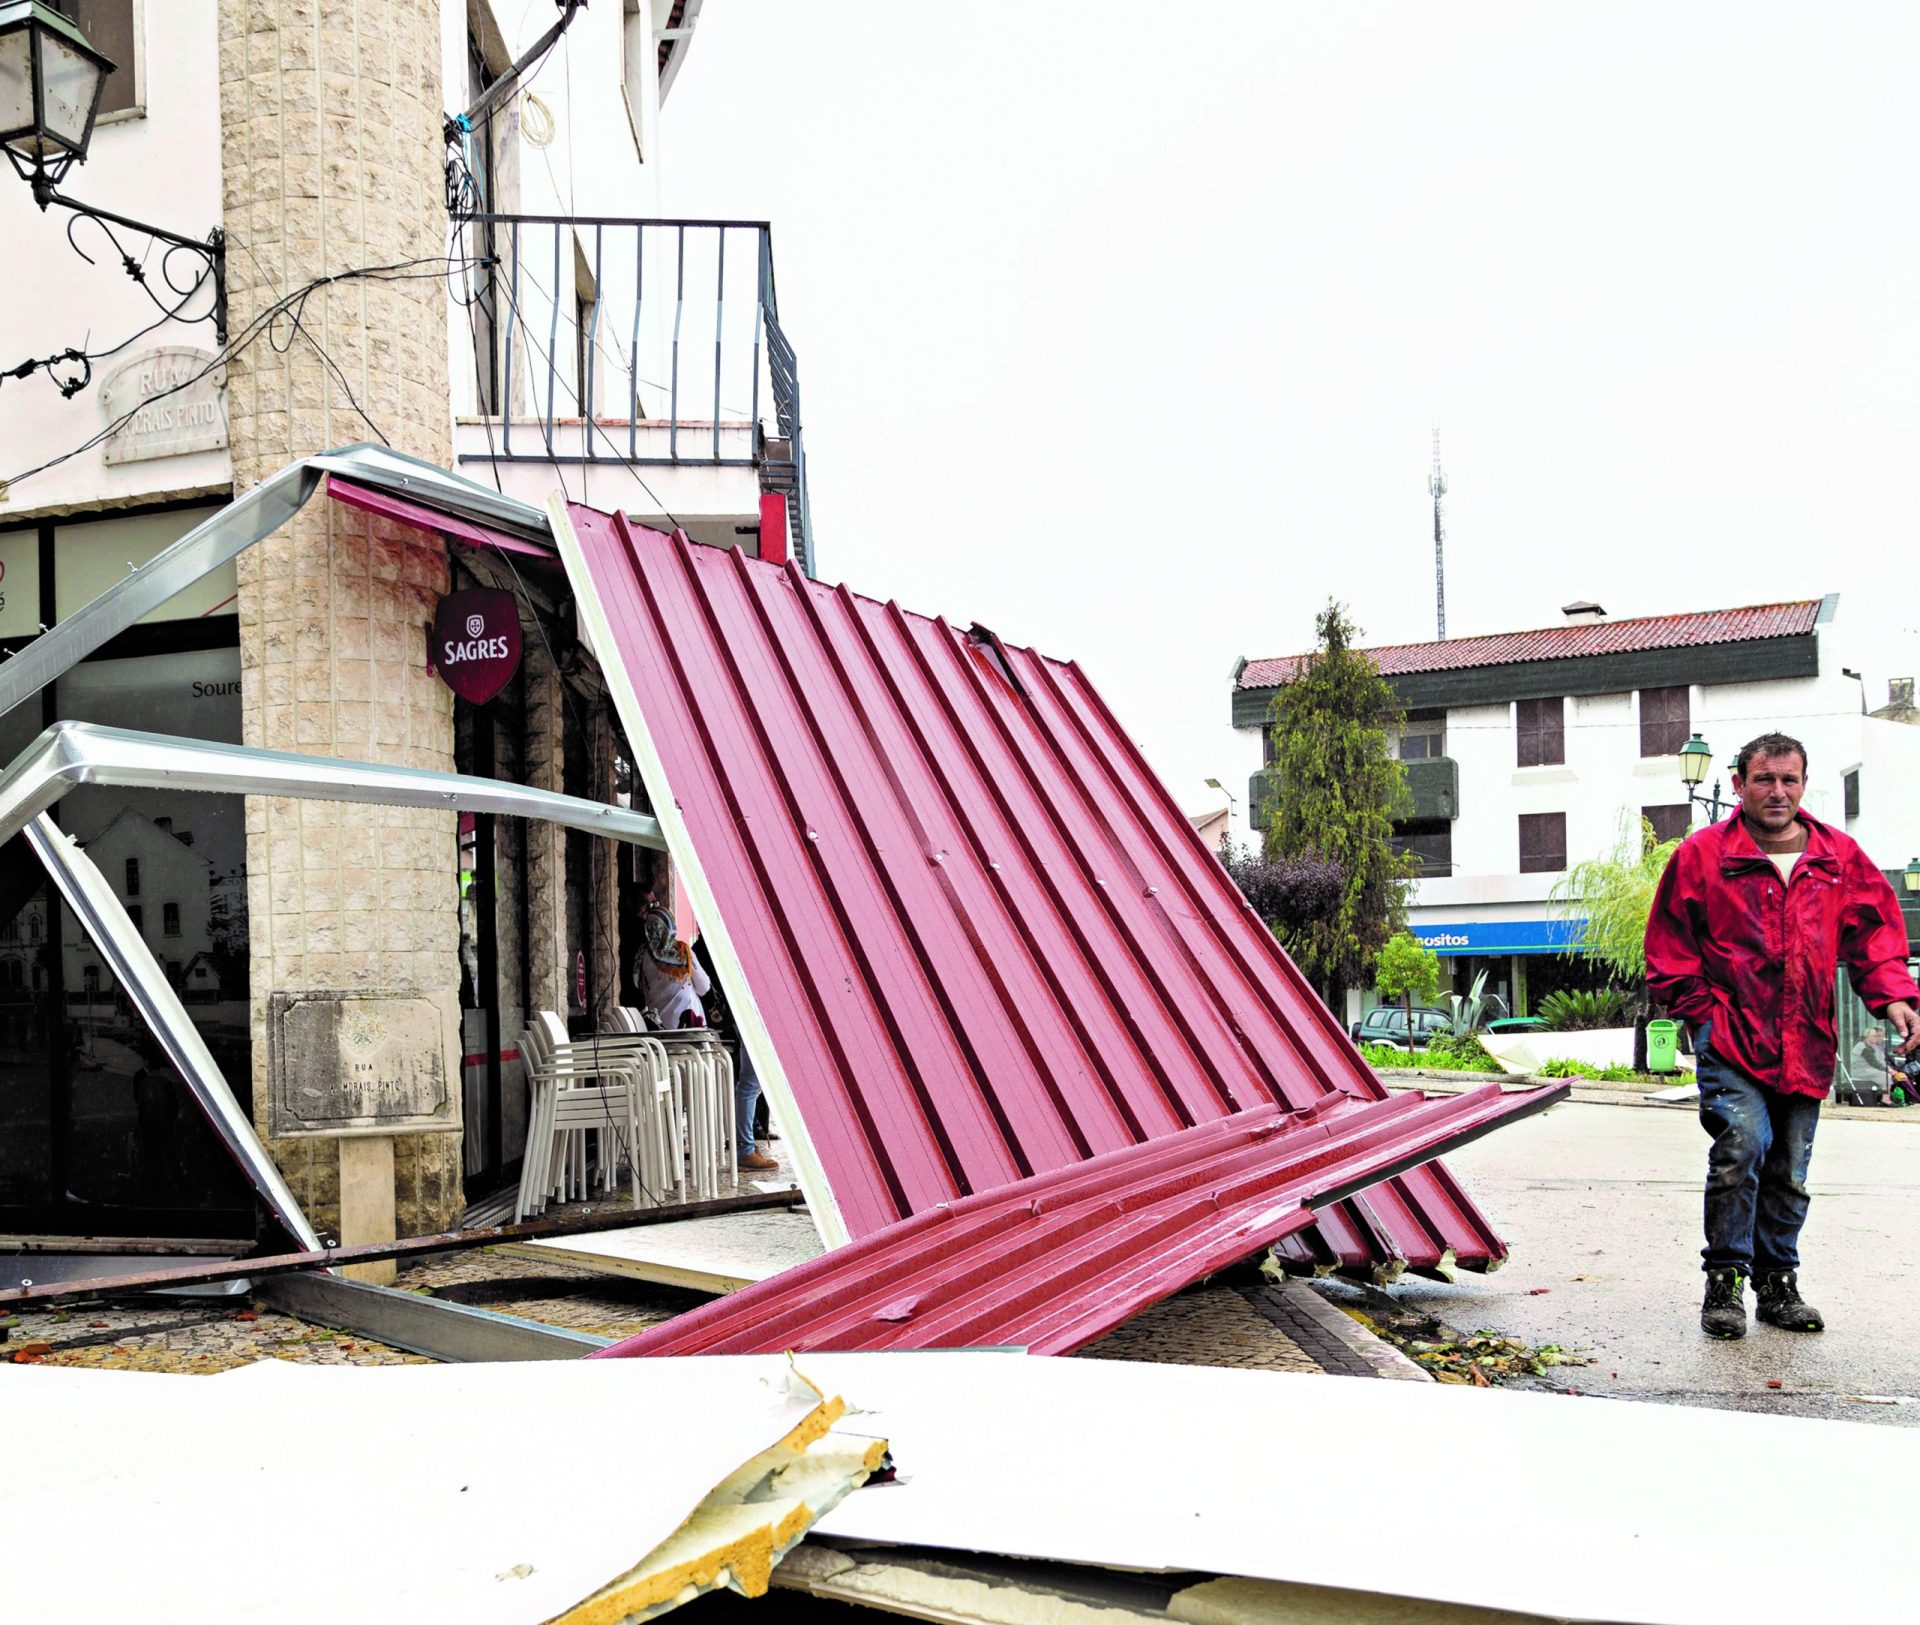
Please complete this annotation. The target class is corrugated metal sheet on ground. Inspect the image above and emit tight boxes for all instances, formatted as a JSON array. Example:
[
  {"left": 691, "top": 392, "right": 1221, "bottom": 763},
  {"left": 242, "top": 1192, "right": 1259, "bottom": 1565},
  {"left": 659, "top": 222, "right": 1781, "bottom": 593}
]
[
  {"left": 1239, "top": 598, "right": 1823, "bottom": 687},
  {"left": 595, "top": 1082, "right": 1565, "bottom": 1358},
  {"left": 556, "top": 503, "right": 1514, "bottom": 1271}
]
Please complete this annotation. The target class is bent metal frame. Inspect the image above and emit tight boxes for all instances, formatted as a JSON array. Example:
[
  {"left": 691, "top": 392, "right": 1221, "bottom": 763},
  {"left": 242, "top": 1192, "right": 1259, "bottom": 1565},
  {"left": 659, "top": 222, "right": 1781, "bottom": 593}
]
[{"left": 0, "top": 447, "right": 663, "bottom": 1255}]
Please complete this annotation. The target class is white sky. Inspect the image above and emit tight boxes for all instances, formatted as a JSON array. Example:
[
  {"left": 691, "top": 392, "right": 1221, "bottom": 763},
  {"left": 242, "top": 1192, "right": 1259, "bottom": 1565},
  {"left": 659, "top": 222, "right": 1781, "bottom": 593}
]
[{"left": 661, "top": 3, "right": 1920, "bottom": 819}]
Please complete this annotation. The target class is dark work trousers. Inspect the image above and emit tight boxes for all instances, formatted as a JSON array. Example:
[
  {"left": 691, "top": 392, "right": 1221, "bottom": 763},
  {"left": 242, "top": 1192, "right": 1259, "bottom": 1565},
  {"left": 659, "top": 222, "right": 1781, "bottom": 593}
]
[{"left": 1695, "top": 1021, "right": 1821, "bottom": 1274}]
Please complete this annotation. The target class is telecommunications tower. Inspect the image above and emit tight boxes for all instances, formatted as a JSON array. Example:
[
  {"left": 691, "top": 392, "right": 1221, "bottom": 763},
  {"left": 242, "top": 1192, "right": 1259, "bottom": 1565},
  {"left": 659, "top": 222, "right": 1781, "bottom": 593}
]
[{"left": 1428, "top": 429, "right": 1448, "bottom": 641}]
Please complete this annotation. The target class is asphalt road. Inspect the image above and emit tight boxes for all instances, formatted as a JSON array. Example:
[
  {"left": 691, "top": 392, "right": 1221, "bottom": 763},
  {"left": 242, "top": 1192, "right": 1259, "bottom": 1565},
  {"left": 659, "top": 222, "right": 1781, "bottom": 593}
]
[{"left": 1366, "top": 1098, "right": 1920, "bottom": 1427}]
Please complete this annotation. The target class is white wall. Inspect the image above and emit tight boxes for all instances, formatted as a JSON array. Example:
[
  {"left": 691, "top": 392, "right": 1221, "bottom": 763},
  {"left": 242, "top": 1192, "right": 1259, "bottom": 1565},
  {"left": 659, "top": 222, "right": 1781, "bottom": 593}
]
[{"left": 0, "top": 1, "right": 228, "bottom": 519}]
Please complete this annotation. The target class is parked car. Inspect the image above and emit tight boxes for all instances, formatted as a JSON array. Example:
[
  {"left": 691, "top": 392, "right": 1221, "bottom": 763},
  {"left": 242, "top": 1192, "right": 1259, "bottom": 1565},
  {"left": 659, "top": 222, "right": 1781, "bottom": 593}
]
[
  {"left": 1350, "top": 1006, "right": 1451, "bottom": 1049},
  {"left": 1484, "top": 1016, "right": 1545, "bottom": 1034}
]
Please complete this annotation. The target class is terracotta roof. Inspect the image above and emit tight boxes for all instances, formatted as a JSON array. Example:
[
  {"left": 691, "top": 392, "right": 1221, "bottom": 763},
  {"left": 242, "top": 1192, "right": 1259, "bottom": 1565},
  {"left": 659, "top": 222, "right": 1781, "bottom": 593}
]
[{"left": 1238, "top": 600, "right": 1823, "bottom": 689}]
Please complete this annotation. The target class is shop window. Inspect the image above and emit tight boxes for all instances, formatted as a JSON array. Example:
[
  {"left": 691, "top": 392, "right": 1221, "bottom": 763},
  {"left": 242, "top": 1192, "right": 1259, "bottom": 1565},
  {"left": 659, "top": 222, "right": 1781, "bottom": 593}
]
[
  {"left": 1639, "top": 685, "right": 1690, "bottom": 757},
  {"left": 1519, "top": 812, "right": 1567, "bottom": 874},
  {"left": 1516, "top": 698, "right": 1565, "bottom": 767},
  {"left": 1398, "top": 710, "right": 1446, "bottom": 761},
  {"left": 162, "top": 902, "right": 180, "bottom": 937},
  {"left": 1643, "top": 805, "right": 1691, "bottom": 846}
]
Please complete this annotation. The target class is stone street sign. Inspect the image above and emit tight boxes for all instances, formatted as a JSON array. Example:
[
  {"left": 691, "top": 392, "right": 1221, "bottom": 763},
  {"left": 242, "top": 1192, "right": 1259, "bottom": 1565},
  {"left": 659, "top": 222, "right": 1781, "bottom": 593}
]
[
  {"left": 267, "top": 989, "right": 460, "bottom": 1139},
  {"left": 100, "top": 346, "right": 228, "bottom": 465}
]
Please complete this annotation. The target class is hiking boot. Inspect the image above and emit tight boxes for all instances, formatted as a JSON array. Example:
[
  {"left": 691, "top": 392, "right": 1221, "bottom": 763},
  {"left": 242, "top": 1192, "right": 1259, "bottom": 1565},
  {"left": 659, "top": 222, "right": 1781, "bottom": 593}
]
[
  {"left": 738, "top": 1151, "right": 780, "bottom": 1172},
  {"left": 1701, "top": 1267, "right": 1747, "bottom": 1340},
  {"left": 1755, "top": 1268, "right": 1825, "bottom": 1333}
]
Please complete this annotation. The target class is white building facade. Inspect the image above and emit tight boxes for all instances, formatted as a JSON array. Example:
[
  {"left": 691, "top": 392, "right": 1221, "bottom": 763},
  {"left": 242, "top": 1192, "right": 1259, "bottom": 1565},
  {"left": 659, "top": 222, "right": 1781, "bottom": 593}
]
[{"left": 1233, "top": 597, "right": 1920, "bottom": 1022}]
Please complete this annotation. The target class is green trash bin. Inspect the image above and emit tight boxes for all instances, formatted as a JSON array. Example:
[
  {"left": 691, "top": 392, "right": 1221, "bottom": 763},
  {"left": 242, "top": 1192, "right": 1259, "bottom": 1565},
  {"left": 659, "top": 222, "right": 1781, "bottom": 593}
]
[{"left": 1645, "top": 1019, "right": 1679, "bottom": 1075}]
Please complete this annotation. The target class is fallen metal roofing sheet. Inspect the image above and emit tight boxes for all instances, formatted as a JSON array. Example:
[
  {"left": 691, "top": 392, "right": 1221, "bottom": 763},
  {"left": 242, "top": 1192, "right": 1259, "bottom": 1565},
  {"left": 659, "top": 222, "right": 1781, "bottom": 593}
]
[
  {"left": 325, "top": 474, "right": 557, "bottom": 559},
  {"left": 596, "top": 1083, "right": 1565, "bottom": 1357},
  {"left": 554, "top": 502, "right": 1518, "bottom": 1270}
]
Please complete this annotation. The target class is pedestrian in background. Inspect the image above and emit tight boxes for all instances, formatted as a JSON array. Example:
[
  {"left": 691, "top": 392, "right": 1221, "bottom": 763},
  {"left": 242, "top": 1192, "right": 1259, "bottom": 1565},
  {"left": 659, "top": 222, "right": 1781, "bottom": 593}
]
[{"left": 1646, "top": 731, "right": 1920, "bottom": 1339}]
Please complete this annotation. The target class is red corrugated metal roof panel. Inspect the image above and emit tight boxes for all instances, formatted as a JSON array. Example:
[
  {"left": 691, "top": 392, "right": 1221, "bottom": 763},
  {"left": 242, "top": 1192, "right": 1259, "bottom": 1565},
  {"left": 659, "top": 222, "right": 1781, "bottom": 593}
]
[
  {"left": 1240, "top": 600, "right": 1823, "bottom": 688},
  {"left": 558, "top": 505, "right": 1513, "bottom": 1269},
  {"left": 594, "top": 1083, "right": 1565, "bottom": 1358}
]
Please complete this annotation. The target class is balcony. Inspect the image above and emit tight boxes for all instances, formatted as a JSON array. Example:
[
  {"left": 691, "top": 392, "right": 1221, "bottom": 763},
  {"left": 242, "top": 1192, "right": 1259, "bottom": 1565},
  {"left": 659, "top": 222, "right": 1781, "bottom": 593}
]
[
  {"left": 448, "top": 214, "right": 813, "bottom": 572},
  {"left": 1249, "top": 756, "right": 1458, "bottom": 832}
]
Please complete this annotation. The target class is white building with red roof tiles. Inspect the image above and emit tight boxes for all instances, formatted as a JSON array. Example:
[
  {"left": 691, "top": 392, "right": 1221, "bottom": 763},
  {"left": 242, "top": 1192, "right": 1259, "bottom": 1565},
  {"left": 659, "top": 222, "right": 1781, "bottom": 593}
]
[{"left": 1232, "top": 595, "right": 1920, "bottom": 1020}]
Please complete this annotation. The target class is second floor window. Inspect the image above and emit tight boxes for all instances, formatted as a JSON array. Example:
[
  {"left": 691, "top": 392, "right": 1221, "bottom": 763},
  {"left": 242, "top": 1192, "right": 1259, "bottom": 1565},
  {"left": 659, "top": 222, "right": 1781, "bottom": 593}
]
[
  {"left": 1643, "top": 804, "right": 1691, "bottom": 845},
  {"left": 1398, "top": 711, "right": 1445, "bottom": 760},
  {"left": 1640, "top": 685, "right": 1690, "bottom": 757},
  {"left": 162, "top": 902, "right": 180, "bottom": 937},
  {"left": 126, "top": 903, "right": 143, "bottom": 934},
  {"left": 1519, "top": 812, "right": 1567, "bottom": 873},
  {"left": 124, "top": 857, "right": 140, "bottom": 897},
  {"left": 1516, "top": 697, "right": 1565, "bottom": 767},
  {"left": 61, "top": 3, "right": 140, "bottom": 117}
]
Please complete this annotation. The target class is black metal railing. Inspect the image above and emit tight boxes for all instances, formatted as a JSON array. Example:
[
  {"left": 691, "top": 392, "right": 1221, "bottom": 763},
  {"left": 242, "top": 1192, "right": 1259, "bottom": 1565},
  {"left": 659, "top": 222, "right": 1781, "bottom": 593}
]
[{"left": 450, "top": 213, "right": 813, "bottom": 572}]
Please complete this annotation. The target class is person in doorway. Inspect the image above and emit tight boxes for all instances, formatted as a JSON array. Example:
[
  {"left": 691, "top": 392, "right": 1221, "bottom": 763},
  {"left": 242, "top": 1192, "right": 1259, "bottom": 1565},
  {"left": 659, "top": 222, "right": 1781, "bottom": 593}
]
[
  {"left": 1646, "top": 732, "right": 1920, "bottom": 1340},
  {"left": 634, "top": 905, "right": 709, "bottom": 1030}
]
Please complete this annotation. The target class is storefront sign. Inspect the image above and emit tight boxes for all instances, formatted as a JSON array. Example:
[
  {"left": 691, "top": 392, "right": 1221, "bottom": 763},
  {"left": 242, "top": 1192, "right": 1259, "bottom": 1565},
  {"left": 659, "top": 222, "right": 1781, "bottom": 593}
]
[
  {"left": 100, "top": 347, "right": 228, "bottom": 465},
  {"left": 1410, "top": 918, "right": 1590, "bottom": 956},
  {"left": 267, "top": 989, "right": 460, "bottom": 1138},
  {"left": 428, "top": 587, "right": 522, "bottom": 703}
]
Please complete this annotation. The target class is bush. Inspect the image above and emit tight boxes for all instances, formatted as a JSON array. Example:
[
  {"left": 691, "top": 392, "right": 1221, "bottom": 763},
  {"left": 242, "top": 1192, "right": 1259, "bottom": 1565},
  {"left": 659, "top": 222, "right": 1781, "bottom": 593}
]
[
  {"left": 1539, "top": 1057, "right": 1641, "bottom": 1081},
  {"left": 1535, "top": 988, "right": 1633, "bottom": 1032},
  {"left": 1424, "top": 1033, "right": 1504, "bottom": 1072},
  {"left": 1358, "top": 1042, "right": 1414, "bottom": 1069}
]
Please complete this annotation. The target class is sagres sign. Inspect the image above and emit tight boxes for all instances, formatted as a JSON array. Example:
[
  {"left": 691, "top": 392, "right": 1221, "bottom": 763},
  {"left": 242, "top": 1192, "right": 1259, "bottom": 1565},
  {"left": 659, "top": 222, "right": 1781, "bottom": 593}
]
[{"left": 428, "top": 586, "right": 522, "bottom": 703}]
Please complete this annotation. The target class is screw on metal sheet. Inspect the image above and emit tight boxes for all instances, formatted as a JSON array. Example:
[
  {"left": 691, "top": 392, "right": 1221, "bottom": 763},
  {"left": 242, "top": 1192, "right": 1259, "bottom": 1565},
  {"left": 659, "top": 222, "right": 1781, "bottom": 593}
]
[
  {"left": 1146, "top": 885, "right": 1159, "bottom": 895},
  {"left": 806, "top": 829, "right": 819, "bottom": 842},
  {"left": 930, "top": 850, "right": 946, "bottom": 864},
  {"left": 988, "top": 861, "right": 1001, "bottom": 872}
]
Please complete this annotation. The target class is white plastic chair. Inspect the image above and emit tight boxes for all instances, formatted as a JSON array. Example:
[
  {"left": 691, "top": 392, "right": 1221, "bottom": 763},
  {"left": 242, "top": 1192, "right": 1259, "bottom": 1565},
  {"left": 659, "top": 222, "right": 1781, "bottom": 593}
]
[{"left": 513, "top": 1014, "right": 673, "bottom": 1219}]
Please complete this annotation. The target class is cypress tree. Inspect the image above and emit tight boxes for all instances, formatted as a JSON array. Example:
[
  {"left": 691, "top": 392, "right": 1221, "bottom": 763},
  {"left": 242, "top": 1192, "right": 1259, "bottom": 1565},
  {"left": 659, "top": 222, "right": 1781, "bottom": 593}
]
[{"left": 1265, "top": 600, "right": 1414, "bottom": 1002}]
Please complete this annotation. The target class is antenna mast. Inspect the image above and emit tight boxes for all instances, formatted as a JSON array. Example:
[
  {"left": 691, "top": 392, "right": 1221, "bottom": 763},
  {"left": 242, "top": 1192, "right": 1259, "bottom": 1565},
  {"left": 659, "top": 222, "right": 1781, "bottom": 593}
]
[{"left": 1428, "top": 428, "right": 1448, "bottom": 641}]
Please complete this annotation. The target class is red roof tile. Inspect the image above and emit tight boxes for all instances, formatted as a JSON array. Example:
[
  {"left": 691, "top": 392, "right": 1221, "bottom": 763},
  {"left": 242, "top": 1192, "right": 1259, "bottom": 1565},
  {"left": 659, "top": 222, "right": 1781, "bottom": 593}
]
[{"left": 1239, "top": 600, "right": 1823, "bottom": 689}]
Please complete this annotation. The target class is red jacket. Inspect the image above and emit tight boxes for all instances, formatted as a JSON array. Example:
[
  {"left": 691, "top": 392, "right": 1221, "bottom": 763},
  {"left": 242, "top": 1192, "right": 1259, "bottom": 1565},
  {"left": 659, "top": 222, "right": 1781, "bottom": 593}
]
[{"left": 1645, "top": 810, "right": 1918, "bottom": 1097}]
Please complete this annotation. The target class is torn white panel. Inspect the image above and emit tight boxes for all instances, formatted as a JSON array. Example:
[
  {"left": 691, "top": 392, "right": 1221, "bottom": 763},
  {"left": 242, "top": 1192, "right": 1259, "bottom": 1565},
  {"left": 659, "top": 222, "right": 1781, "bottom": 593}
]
[
  {"left": 505, "top": 1203, "right": 824, "bottom": 1295},
  {"left": 801, "top": 1353, "right": 1920, "bottom": 1625},
  {"left": 2, "top": 1354, "right": 872, "bottom": 1624}
]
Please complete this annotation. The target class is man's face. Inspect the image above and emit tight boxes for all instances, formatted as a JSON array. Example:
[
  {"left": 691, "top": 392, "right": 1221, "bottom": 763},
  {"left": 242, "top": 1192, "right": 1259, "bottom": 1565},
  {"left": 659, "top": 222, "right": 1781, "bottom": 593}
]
[{"left": 1732, "top": 751, "right": 1807, "bottom": 835}]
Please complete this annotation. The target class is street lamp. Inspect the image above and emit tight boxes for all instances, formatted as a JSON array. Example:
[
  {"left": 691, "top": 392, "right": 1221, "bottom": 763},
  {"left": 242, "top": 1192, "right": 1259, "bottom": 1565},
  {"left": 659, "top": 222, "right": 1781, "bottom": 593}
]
[
  {"left": 0, "top": 2, "right": 225, "bottom": 341},
  {"left": 1203, "top": 776, "right": 1239, "bottom": 812},
  {"left": 1904, "top": 858, "right": 1920, "bottom": 896},
  {"left": 0, "top": 0, "right": 108, "bottom": 190},
  {"left": 1678, "top": 732, "right": 1735, "bottom": 821}
]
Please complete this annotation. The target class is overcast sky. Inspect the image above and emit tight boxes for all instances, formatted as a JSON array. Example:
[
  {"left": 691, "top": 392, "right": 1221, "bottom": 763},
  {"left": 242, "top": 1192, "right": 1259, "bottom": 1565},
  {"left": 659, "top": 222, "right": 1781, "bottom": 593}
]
[{"left": 660, "top": 3, "right": 1920, "bottom": 821}]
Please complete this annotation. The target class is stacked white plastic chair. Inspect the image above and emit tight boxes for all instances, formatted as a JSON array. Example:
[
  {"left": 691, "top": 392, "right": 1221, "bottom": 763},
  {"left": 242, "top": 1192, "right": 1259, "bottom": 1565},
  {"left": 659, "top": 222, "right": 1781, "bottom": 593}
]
[
  {"left": 514, "top": 1012, "right": 674, "bottom": 1221},
  {"left": 615, "top": 1008, "right": 738, "bottom": 1199}
]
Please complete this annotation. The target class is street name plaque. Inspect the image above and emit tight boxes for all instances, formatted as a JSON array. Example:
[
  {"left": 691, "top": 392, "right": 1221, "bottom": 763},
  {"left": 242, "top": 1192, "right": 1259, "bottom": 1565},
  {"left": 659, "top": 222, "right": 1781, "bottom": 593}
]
[
  {"left": 100, "top": 346, "right": 229, "bottom": 465},
  {"left": 267, "top": 989, "right": 460, "bottom": 1138}
]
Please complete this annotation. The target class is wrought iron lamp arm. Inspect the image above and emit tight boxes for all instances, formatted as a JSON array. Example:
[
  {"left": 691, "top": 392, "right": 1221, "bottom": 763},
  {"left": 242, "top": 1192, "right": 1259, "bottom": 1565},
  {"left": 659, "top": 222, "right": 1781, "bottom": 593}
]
[{"left": 29, "top": 177, "right": 227, "bottom": 344}]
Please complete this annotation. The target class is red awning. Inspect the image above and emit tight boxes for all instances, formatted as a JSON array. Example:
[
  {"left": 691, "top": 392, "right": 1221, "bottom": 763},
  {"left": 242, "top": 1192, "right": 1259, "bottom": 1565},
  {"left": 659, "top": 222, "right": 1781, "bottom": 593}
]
[
  {"left": 596, "top": 1083, "right": 1564, "bottom": 1357},
  {"left": 557, "top": 504, "right": 1525, "bottom": 1278},
  {"left": 325, "top": 475, "right": 555, "bottom": 558}
]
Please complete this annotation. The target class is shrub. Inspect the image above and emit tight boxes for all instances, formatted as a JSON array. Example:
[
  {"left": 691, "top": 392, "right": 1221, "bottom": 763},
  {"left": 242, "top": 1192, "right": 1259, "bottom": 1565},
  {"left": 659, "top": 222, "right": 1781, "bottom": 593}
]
[
  {"left": 1539, "top": 1057, "right": 1601, "bottom": 1078},
  {"left": 1424, "top": 1033, "right": 1504, "bottom": 1072},
  {"left": 1535, "top": 987, "right": 1633, "bottom": 1031}
]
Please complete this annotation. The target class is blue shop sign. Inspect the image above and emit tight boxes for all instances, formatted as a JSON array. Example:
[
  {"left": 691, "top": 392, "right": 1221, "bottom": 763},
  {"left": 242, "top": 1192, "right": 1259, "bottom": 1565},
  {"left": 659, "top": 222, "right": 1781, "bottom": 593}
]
[{"left": 1410, "top": 918, "right": 1588, "bottom": 956}]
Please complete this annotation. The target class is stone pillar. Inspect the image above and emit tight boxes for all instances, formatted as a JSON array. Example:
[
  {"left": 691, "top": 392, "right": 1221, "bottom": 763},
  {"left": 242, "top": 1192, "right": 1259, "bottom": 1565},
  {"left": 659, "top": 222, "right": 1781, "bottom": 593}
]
[
  {"left": 588, "top": 702, "right": 621, "bottom": 1029},
  {"left": 221, "top": 0, "right": 461, "bottom": 1235},
  {"left": 523, "top": 635, "right": 569, "bottom": 1024}
]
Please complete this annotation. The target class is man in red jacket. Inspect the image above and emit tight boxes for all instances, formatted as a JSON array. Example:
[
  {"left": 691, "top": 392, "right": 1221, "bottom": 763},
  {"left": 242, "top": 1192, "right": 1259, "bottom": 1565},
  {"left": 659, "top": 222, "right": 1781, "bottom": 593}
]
[{"left": 1646, "top": 732, "right": 1919, "bottom": 1340}]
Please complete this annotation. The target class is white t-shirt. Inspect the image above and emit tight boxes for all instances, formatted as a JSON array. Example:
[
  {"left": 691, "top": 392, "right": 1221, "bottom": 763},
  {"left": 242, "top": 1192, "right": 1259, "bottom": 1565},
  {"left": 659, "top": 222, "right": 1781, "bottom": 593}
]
[{"left": 1768, "top": 851, "right": 1800, "bottom": 884}]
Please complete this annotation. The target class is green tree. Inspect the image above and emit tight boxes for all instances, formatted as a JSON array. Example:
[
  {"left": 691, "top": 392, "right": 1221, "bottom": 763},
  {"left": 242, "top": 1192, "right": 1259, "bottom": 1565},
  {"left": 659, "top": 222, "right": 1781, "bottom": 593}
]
[
  {"left": 1375, "top": 929, "right": 1442, "bottom": 1019},
  {"left": 1265, "top": 600, "right": 1414, "bottom": 1000},
  {"left": 1549, "top": 814, "right": 1684, "bottom": 985}
]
